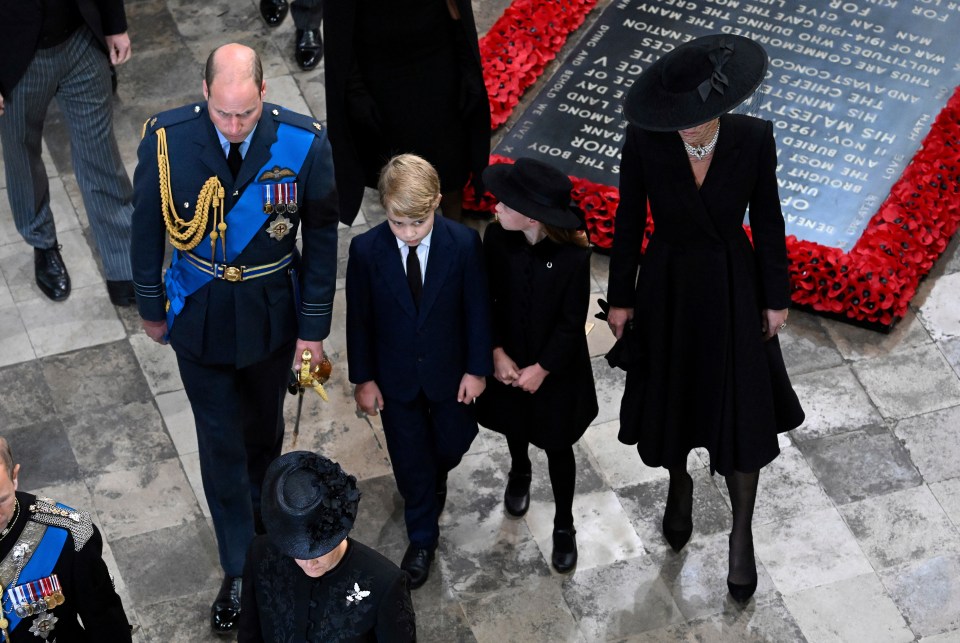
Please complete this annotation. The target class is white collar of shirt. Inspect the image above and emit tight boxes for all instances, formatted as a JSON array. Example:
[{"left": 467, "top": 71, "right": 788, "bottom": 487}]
[
  {"left": 397, "top": 228, "right": 433, "bottom": 279},
  {"left": 215, "top": 125, "right": 257, "bottom": 159}
]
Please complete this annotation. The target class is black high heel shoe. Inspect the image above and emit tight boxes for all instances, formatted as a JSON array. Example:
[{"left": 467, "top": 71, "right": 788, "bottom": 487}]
[
  {"left": 726, "top": 534, "right": 758, "bottom": 603},
  {"left": 662, "top": 471, "right": 693, "bottom": 552}
]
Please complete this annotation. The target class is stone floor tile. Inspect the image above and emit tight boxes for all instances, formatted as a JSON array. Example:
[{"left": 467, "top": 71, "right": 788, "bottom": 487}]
[
  {"left": 658, "top": 532, "right": 776, "bottom": 620},
  {"left": 129, "top": 334, "right": 183, "bottom": 395},
  {"left": 839, "top": 485, "right": 960, "bottom": 570},
  {"left": 589, "top": 251, "right": 610, "bottom": 296},
  {"left": 295, "top": 67, "right": 329, "bottom": 120},
  {"left": 743, "top": 446, "right": 834, "bottom": 527},
  {"left": 42, "top": 340, "right": 153, "bottom": 413},
  {"left": 894, "top": 405, "right": 960, "bottom": 483},
  {"left": 19, "top": 285, "right": 126, "bottom": 357},
  {"left": 63, "top": 400, "right": 177, "bottom": 476},
  {"left": 798, "top": 426, "right": 923, "bottom": 505},
  {"left": 586, "top": 290, "right": 616, "bottom": 358},
  {"left": 156, "top": 390, "right": 198, "bottom": 456},
  {"left": 89, "top": 458, "right": 205, "bottom": 540},
  {"left": 941, "top": 336, "right": 960, "bottom": 379},
  {"left": 461, "top": 576, "right": 585, "bottom": 643},
  {"left": 7, "top": 419, "right": 82, "bottom": 489},
  {"left": 592, "top": 355, "right": 626, "bottom": 426},
  {"left": 581, "top": 420, "right": 706, "bottom": 491},
  {"left": 413, "top": 601, "right": 478, "bottom": 643},
  {"left": 930, "top": 478, "right": 960, "bottom": 530},
  {"left": 779, "top": 310, "right": 845, "bottom": 377},
  {"left": 917, "top": 272, "right": 960, "bottom": 341},
  {"left": 823, "top": 309, "right": 933, "bottom": 361},
  {"left": 136, "top": 587, "right": 222, "bottom": 643},
  {"left": 682, "top": 597, "right": 808, "bottom": 643},
  {"left": 0, "top": 227, "right": 102, "bottom": 303},
  {"left": 0, "top": 361, "right": 56, "bottom": 430},
  {"left": 527, "top": 442, "right": 608, "bottom": 503},
  {"left": 853, "top": 344, "right": 960, "bottom": 419},
  {"left": 525, "top": 489, "right": 645, "bottom": 573},
  {"left": 349, "top": 475, "right": 407, "bottom": 556},
  {"left": 879, "top": 554, "right": 960, "bottom": 639},
  {"left": 753, "top": 508, "right": 873, "bottom": 595},
  {"left": 179, "top": 451, "right": 211, "bottom": 519},
  {"left": 0, "top": 305, "right": 35, "bottom": 366},
  {"left": 0, "top": 273, "right": 13, "bottom": 309},
  {"left": 263, "top": 75, "right": 312, "bottom": 117},
  {"left": 438, "top": 450, "right": 552, "bottom": 598},
  {"left": 617, "top": 470, "right": 733, "bottom": 554},
  {"left": 563, "top": 555, "right": 685, "bottom": 640},
  {"left": 789, "top": 365, "right": 884, "bottom": 441},
  {"left": 0, "top": 178, "right": 80, "bottom": 246},
  {"left": 782, "top": 572, "right": 913, "bottom": 643},
  {"left": 110, "top": 518, "right": 221, "bottom": 606},
  {"left": 920, "top": 630, "right": 960, "bottom": 643}
]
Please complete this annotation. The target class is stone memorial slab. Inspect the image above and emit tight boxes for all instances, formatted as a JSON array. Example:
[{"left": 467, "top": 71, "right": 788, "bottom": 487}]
[{"left": 494, "top": 0, "right": 960, "bottom": 249}]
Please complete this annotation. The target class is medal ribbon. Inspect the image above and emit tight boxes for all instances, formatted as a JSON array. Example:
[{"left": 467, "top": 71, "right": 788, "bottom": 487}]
[{"left": 2, "top": 521, "right": 67, "bottom": 635}]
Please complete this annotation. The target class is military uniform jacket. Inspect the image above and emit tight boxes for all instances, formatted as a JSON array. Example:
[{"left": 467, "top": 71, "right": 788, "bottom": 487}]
[
  {"left": 238, "top": 537, "right": 416, "bottom": 642},
  {"left": 0, "top": 492, "right": 131, "bottom": 642},
  {"left": 131, "top": 102, "right": 339, "bottom": 367}
]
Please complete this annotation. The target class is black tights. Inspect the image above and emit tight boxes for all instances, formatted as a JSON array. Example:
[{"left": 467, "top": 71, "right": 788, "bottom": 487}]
[
  {"left": 507, "top": 436, "right": 576, "bottom": 529},
  {"left": 725, "top": 469, "right": 760, "bottom": 585}
]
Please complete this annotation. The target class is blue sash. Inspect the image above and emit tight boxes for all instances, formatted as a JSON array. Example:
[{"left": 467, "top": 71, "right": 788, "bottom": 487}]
[
  {"left": 2, "top": 514, "right": 69, "bottom": 635},
  {"left": 164, "top": 121, "right": 314, "bottom": 332}
]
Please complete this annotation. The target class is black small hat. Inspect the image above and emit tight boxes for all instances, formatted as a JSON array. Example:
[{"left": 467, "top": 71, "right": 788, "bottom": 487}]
[
  {"left": 482, "top": 158, "right": 583, "bottom": 229},
  {"left": 261, "top": 451, "right": 361, "bottom": 560},
  {"left": 623, "top": 34, "right": 767, "bottom": 131}
]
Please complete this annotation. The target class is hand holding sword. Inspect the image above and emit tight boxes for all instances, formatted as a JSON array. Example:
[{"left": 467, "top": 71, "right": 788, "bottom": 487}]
[{"left": 288, "top": 347, "right": 333, "bottom": 447}]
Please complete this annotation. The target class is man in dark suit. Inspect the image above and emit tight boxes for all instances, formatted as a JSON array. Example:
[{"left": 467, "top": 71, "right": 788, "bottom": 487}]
[
  {"left": 0, "top": 437, "right": 132, "bottom": 641},
  {"left": 346, "top": 154, "right": 492, "bottom": 588},
  {"left": 0, "top": 0, "right": 136, "bottom": 305},
  {"left": 131, "top": 43, "right": 338, "bottom": 634}
]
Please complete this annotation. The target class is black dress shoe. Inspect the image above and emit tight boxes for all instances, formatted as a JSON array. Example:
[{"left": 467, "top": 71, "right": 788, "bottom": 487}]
[
  {"left": 260, "top": 0, "right": 288, "bottom": 26},
  {"left": 295, "top": 28, "right": 323, "bottom": 70},
  {"left": 34, "top": 246, "right": 70, "bottom": 302},
  {"left": 210, "top": 575, "right": 242, "bottom": 635},
  {"left": 662, "top": 471, "right": 693, "bottom": 552},
  {"left": 551, "top": 527, "right": 578, "bottom": 574},
  {"left": 503, "top": 470, "right": 531, "bottom": 517},
  {"left": 400, "top": 543, "right": 435, "bottom": 590},
  {"left": 727, "top": 535, "right": 758, "bottom": 603},
  {"left": 106, "top": 280, "right": 136, "bottom": 307}
]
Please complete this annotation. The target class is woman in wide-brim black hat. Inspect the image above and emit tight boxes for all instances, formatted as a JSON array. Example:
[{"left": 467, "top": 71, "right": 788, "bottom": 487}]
[
  {"left": 475, "top": 157, "right": 599, "bottom": 574},
  {"left": 605, "top": 34, "right": 804, "bottom": 603},
  {"left": 238, "top": 451, "right": 417, "bottom": 641}
]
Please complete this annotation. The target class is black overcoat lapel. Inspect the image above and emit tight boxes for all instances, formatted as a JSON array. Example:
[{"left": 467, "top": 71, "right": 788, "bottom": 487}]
[{"left": 372, "top": 225, "right": 419, "bottom": 319}]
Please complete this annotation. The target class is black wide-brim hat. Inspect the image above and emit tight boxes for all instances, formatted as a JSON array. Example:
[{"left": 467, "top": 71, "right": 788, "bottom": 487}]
[
  {"left": 483, "top": 158, "right": 583, "bottom": 230},
  {"left": 261, "top": 451, "right": 361, "bottom": 560},
  {"left": 623, "top": 34, "right": 768, "bottom": 131}
]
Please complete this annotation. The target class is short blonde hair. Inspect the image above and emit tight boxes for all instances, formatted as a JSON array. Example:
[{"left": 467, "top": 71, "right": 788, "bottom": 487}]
[{"left": 378, "top": 154, "right": 441, "bottom": 220}]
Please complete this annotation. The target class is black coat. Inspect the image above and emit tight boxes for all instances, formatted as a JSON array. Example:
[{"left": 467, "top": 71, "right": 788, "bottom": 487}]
[
  {"left": 238, "top": 537, "right": 416, "bottom": 642},
  {"left": 323, "top": 0, "right": 490, "bottom": 224},
  {"left": 1, "top": 493, "right": 131, "bottom": 642},
  {"left": 607, "top": 115, "right": 804, "bottom": 476},
  {"left": 476, "top": 224, "right": 598, "bottom": 449},
  {"left": 0, "top": 0, "right": 127, "bottom": 97}
]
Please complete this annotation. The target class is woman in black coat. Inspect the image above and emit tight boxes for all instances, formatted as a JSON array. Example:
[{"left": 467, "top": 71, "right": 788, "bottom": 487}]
[
  {"left": 323, "top": 0, "right": 490, "bottom": 224},
  {"left": 606, "top": 35, "right": 804, "bottom": 603},
  {"left": 476, "top": 158, "right": 599, "bottom": 574}
]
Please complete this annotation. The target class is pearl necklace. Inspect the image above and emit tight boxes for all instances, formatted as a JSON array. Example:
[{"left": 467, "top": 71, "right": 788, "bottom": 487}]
[
  {"left": 683, "top": 123, "right": 720, "bottom": 161},
  {"left": 0, "top": 499, "right": 20, "bottom": 542}
]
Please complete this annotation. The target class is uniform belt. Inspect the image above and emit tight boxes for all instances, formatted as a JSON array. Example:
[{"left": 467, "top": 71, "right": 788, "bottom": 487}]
[{"left": 182, "top": 252, "right": 293, "bottom": 282}]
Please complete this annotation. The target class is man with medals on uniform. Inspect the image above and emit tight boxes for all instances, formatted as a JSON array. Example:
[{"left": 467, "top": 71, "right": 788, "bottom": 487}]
[
  {"left": 0, "top": 438, "right": 132, "bottom": 641},
  {"left": 130, "top": 43, "right": 338, "bottom": 635}
]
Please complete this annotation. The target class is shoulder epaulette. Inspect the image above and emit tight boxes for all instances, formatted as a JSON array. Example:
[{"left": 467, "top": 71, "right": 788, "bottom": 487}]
[
  {"left": 141, "top": 102, "right": 205, "bottom": 139},
  {"left": 28, "top": 497, "right": 94, "bottom": 552},
  {"left": 266, "top": 103, "right": 325, "bottom": 137}
]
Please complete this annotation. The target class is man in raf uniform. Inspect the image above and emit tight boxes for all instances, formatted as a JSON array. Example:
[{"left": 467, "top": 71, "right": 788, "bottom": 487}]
[
  {"left": 131, "top": 43, "right": 338, "bottom": 635},
  {"left": 0, "top": 438, "right": 131, "bottom": 641}
]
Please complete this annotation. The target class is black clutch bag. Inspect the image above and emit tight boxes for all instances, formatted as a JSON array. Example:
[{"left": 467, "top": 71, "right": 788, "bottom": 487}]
[{"left": 596, "top": 299, "right": 640, "bottom": 371}]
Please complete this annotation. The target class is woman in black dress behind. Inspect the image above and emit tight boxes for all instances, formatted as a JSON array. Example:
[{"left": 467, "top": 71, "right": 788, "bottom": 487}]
[
  {"left": 606, "top": 35, "right": 804, "bottom": 603},
  {"left": 476, "top": 158, "right": 598, "bottom": 573}
]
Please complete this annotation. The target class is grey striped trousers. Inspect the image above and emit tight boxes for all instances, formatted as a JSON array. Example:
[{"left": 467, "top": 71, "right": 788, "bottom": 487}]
[{"left": 0, "top": 26, "right": 133, "bottom": 280}]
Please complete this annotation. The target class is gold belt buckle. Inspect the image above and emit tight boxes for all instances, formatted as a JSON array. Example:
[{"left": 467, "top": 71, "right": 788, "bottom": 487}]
[{"left": 223, "top": 266, "right": 243, "bottom": 282}]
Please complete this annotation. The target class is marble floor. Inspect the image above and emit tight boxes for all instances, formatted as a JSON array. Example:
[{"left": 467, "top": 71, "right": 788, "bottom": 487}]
[{"left": 2, "top": 0, "right": 960, "bottom": 641}]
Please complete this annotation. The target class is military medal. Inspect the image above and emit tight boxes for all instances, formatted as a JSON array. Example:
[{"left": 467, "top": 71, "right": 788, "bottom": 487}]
[
  {"left": 287, "top": 182, "right": 299, "bottom": 214},
  {"left": 264, "top": 185, "right": 273, "bottom": 214},
  {"left": 51, "top": 575, "right": 64, "bottom": 606},
  {"left": 267, "top": 214, "right": 292, "bottom": 240},
  {"left": 28, "top": 611, "right": 57, "bottom": 640}
]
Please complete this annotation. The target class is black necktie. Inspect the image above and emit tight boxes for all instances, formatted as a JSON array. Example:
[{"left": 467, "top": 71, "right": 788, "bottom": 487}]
[
  {"left": 227, "top": 142, "right": 243, "bottom": 179},
  {"left": 406, "top": 245, "right": 422, "bottom": 308}
]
